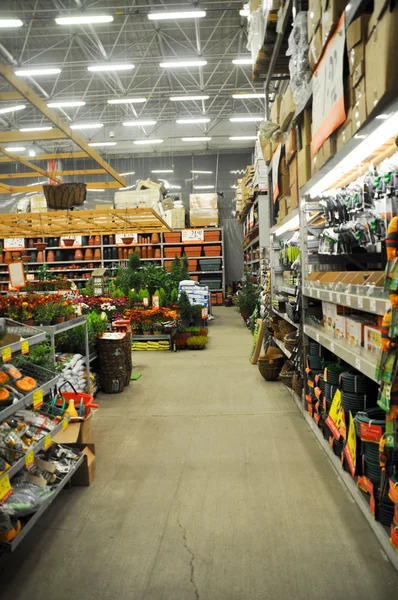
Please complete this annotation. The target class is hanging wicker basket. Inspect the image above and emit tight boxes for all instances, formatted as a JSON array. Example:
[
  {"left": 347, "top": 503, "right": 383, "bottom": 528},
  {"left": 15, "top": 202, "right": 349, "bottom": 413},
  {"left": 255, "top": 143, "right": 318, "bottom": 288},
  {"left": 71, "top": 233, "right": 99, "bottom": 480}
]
[
  {"left": 121, "top": 237, "right": 133, "bottom": 245},
  {"left": 62, "top": 237, "right": 75, "bottom": 247},
  {"left": 43, "top": 183, "right": 87, "bottom": 209},
  {"left": 34, "top": 241, "right": 47, "bottom": 251}
]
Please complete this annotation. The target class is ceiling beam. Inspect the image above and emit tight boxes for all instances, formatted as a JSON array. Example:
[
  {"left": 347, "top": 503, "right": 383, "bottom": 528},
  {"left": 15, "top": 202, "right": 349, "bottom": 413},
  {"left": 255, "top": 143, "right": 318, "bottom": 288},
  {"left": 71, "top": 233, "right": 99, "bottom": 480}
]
[
  {"left": 0, "top": 146, "right": 63, "bottom": 184},
  {"left": 0, "top": 181, "right": 122, "bottom": 194},
  {"left": 0, "top": 182, "right": 12, "bottom": 192},
  {"left": 0, "top": 169, "right": 106, "bottom": 179},
  {"left": 0, "top": 129, "right": 67, "bottom": 143},
  {"left": 0, "top": 63, "right": 126, "bottom": 187},
  {"left": 0, "top": 92, "right": 23, "bottom": 101},
  {"left": 0, "top": 151, "right": 89, "bottom": 163}
]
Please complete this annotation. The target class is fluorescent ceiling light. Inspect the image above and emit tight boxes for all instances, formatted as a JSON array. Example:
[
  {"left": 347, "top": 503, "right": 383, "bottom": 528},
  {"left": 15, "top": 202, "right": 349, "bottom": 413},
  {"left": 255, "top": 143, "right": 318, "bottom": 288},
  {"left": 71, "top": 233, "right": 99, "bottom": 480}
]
[
  {"left": 108, "top": 98, "right": 146, "bottom": 104},
  {"left": 5, "top": 146, "right": 25, "bottom": 151},
  {"left": 120, "top": 171, "right": 135, "bottom": 176},
  {"left": 239, "top": 9, "right": 250, "bottom": 17},
  {"left": 28, "top": 149, "right": 36, "bottom": 157},
  {"left": 0, "top": 104, "right": 26, "bottom": 115},
  {"left": 119, "top": 184, "right": 136, "bottom": 190},
  {"left": 87, "top": 189, "right": 105, "bottom": 192},
  {"left": 232, "top": 93, "right": 265, "bottom": 99},
  {"left": 55, "top": 15, "right": 113, "bottom": 25},
  {"left": 0, "top": 19, "right": 23, "bottom": 28},
  {"left": 176, "top": 118, "right": 210, "bottom": 124},
  {"left": 170, "top": 95, "right": 209, "bottom": 102},
  {"left": 87, "top": 64, "right": 134, "bottom": 72},
  {"left": 193, "top": 185, "right": 215, "bottom": 189},
  {"left": 160, "top": 60, "right": 207, "bottom": 68},
  {"left": 152, "top": 170, "right": 174, "bottom": 173},
  {"left": 123, "top": 120, "right": 157, "bottom": 127},
  {"left": 229, "top": 116, "right": 262, "bottom": 122},
  {"left": 274, "top": 214, "right": 300, "bottom": 238},
  {"left": 148, "top": 11, "right": 206, "bottom": 20},
  {"left": 133, "top": 139, "right": 163, "bottom": 145},
  {"left": 19, "top": 126, "right": 52, "bottom": 132},
  {"left": 15, "top": 68, "right": 61, "bottom": 76},
  {"left": 70, "top": 123, "right": 103, "bottom": 130},
  {"left": 229, "top": 136, "right": 257, "bottom": 140},
  {"left": 307, "top": 111, "right": 398, "bottom": 199},
  {"left": 182, "top": 137, "right": 211, "bottom": 142},
  {"left": 47, "top": 101, "right": 86, "bottom": 108},
  {"left": 88, "top": 142, "right": 117, "bottom": 147},
  {"left": 191, "top": 170, "right": 213, "bottom": 174},
  {"left": 232, "top": 58, "right": 253, "bottom": 65}
]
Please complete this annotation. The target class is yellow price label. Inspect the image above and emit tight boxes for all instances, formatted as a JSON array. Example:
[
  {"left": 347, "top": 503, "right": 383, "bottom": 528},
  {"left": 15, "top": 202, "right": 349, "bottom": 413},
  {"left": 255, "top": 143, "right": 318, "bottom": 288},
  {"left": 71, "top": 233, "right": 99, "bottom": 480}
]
[
  {"left": 32, "top": 388, "right": 43, "bottom": 409},
  {"left": 25, "top": 450, "right": 34, "bottom": 470},
  {"left": 43, "top": 434, "right": 52, "bottom": 450},
  {"left": 0, "top": 474, "right": 12, "bottom": 504},
  {"left": 1, "top": 346, "right": 12, "bottom": 362},
  {"left": 61, "top": 418, "right": 68, "bottom": 431},
  {"left": 21, "top": 340, "right": 29, "bottom": 355}
]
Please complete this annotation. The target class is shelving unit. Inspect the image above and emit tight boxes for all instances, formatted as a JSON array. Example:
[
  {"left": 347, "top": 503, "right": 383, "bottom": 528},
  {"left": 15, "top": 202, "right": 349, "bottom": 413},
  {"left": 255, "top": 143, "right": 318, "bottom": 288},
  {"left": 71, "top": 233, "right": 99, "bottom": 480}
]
[{"left": 273, "top": 336, "right": 292, "bottom": 359}]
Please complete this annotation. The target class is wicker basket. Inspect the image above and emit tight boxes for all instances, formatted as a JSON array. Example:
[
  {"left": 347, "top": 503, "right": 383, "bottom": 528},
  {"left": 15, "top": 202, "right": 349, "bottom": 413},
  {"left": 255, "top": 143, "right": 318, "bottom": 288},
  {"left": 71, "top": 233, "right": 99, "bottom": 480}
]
[
  {"left": 280, "top": 360, "right": 294, "bottom": 389},
  {"left": 43, "top": 182, "right": 87, "bottom": 209},
  {"left": 284, "top": 331, "right": 296, "bottom": 353},
  {"left": 258, "top": 362, "right": 282, "bottom": 381},
  {"left": 292, "top": 372, "right": 303, "bottom": 398}
]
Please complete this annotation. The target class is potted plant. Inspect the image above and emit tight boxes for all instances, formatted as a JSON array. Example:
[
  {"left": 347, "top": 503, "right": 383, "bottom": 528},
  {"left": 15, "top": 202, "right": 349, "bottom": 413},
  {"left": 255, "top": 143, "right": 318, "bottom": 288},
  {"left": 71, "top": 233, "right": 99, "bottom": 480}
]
[
  {"left": 153, "top": 322, "right": 163, "bottom": 334},
  {"left": 33, "top": 303, "right": 53, "bottom": 325},
  {"left": 53, "top": 299, "right": 66, "bottom": 324},
  {"left": 21, "top": 301, "right": 34, "bottom": 326},
  {"left": 177, "top": 291, "right": 193, "bottom": 327},
  {"left": 142, "top": 320, "right": 152, "bottom": 335},
  {"left": 64, "top": 302, "right": 76, "bottom": 320},
  {"left": 174, "top": 323, "right": 188, "bottom": 349},
  {"left": 187, "top": 335, "right": 208, "bottom": 350},
  {"left": 233, "top": 275, "right": 258, "bottom": 322}
]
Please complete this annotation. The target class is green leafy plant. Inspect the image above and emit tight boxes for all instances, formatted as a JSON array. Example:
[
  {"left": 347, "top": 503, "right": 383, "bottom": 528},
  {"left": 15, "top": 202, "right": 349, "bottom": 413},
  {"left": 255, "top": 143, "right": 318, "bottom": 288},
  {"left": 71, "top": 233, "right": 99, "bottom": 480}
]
[
  {"left": 14, "top": 340, "right": 58, "bottom": 372},
  {"left": 177, "top": 291, "right": 192, "bottom": 322},
  {"left": 187, "top": 335, "right": 208, "bottom": 349},
  {"left": 171, "top": 288, "right": 178, "bottom": 303},
  {"left": 112, "top": 287, "right": 124, "bottom": 299},
  {"left": 233, "top": 275, "right": 258, "bottom": 319}
]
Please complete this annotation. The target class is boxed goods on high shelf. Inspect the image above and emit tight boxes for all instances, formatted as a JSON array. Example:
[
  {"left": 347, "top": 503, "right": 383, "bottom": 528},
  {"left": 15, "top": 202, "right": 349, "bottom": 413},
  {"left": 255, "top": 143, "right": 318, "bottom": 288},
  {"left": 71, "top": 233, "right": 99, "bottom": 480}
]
[{"left": 189, "top": 193, "right": 219, "bottom": 227}]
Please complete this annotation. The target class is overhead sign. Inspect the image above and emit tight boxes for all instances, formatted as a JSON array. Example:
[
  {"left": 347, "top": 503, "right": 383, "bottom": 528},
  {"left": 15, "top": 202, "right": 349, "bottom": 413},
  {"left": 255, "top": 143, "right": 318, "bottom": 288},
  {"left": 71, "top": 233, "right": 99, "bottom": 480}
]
[
  {"left": 312, "top": 13, "right": 346, "bottom": 154},
  {"left": 3, "top": 237, "right": 25, "bottom": 251}
]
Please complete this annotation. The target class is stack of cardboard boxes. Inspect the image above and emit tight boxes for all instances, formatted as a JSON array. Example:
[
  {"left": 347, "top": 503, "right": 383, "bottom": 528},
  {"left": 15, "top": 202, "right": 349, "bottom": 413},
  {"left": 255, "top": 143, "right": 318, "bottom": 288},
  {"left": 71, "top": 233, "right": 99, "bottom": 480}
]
[
  {"left": 253, "top": 139, "right": 268, "bottom": 190},
  {"left": 189, "top": 193, "right": 219, "bottom": 227},
  {"left": 236, "top": 166, "right": 255, "bottom": 219}
]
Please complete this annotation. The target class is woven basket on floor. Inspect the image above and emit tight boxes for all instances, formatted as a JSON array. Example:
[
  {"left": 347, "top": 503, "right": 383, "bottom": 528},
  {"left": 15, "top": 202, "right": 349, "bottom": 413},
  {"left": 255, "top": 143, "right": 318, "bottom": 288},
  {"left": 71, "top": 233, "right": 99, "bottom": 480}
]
[
  {"left": 292, "top": 372, "right": 303, "bottom": 397},
  {"left": 43, "top": 182, "right": 87, "bottom": 209},
  {"left": 280, "top": 360, "right": 294, "bottom": 389},
  {"left": 97, "top": 335, "right": 127, "bottom": 394},
  {"left": 258, "top": 347, "right": 284, "bottom": 381}
]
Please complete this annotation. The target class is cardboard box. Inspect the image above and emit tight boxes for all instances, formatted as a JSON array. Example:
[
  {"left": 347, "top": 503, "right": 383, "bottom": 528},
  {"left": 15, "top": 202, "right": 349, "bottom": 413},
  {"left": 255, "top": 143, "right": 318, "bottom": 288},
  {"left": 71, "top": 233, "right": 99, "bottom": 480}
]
[
  {"left": 285, "top": 128, "right": 297, "bottom": 164},
  {"left": 271, "top": 95, "right": 282, "bottom": 124},
  {"left": 346, "top": 316, "right": 371, "bottom": 347},
  {"left": 336, "top": 112, "right": 353, "bottom": 153},
  {"left": 189, "top": 193, "right": 218, "bottom": 210},
  {"left": 290, "top": 181, "right": 299, "bottom": 210},
  {"left": 250, "top": 0, "right": 260, "bottom": 13},
  {"left": 298, "top": 146, "right": 311, "bottom": 188},
  {"left": 259, "top": 135, "right": 272, "bottom": 161},
  {"left": 299, "top": 109, "right": 312, "bottom": 148},
  {"left": 309, "top": 25, "right": 323, "bottom": 72},
  {"left": 289, "top": 155, "right": 298, "bottom": 189},
  {"left": 364, "top": 325, "right": 382, "bottom": 354},
  {"left": 352, "top": 94, "right": 367, "bottom": 133},
  {"left": 321, "top": 134, "right": 337, "bottom": 163},
  {"left": 190, "top": 210, "right": 219, "bottom": 228},
  {"left": 367, "top": 0, "right": 390, "bottom": 40},
  {"left": 278, "top": 157, "right": 290, "bottom": 197},
  {"left": 321, "top": 0, "right": 347, "bottom": 48},
  {"left": 70, "top": 444, "right": 96, "bottom": 486},
  {"left": 347, "top": 14, "right": 370, "bottom": 52},
  {"left": 278, "top": 197, "right": 288, "bottom": 219},
  {"left": 353, "top": 78, "right": 366, "bottom": 104},
  {"left": 53, "top": 413, "right": 93, "bottom": 444},
  {"left": 334, "top": 315, "right": 347, "bottom": 339},
  {"left": 308, "top": 0, "right": 322, "bottom": 42},
  {"left": 279, "top": 87, "right": 295, "bottom": 131},
  {"left": 30, "top": 195, "right": 47, "bottom": 213},
  {"left": 352, "top": 57, "right": 365, "bottom": 88},
  {"left": 366, "top": 3, "right": 398, "bottom": 117}
]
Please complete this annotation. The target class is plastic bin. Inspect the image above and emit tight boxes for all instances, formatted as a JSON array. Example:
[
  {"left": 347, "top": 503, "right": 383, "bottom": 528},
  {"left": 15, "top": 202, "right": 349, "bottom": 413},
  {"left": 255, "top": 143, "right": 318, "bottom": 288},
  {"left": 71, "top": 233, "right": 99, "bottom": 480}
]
[{"left": 199, "top": 258, "right": 221, "bottom": 271}]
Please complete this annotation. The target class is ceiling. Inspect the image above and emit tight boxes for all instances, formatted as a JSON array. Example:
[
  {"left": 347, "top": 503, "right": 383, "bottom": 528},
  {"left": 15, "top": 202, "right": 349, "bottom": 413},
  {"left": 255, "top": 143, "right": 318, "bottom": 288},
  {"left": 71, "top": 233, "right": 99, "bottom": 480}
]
[{"left": 0, "top": 1, "right": 264, "bottom": 159}]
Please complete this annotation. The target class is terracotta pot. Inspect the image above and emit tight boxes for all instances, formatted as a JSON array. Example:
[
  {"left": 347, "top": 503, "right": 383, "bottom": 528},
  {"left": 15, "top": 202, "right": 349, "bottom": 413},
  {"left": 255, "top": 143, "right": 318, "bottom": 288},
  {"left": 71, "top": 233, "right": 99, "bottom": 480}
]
[
  {"left": 147, "top": 246, "right": 154, "bottom": 259},
  {"left": 54, "top": 316, "right": 65, "bottom": 324},
  {"left": 94, "top": 234, "right": 101, "bottom": 245},
  {"left": 34, "top": 241, "right": 47, "bottom": 251},
  {"left": 88, "top": 236, "right": 95, "bottom": 246},
  {"left": 0, "top": 254, "right": 3, "bottom": 264},
  {"left": 74, "top": 249, "right": 83, "bottom": 261},
  {"left": 84, "top": 248, "right": 94, "bottom": 261},
  {"left": 122, "top": 236, "right": 133, "bottom": 245},
  {"left": 28, "top": 239, "right": 34, "bottom": 249},
  {"left": 118, "top": 248, "right": 123, "bottom": 260},
  {"left": 21, "top": 255, "right": 30, "bottom": 263},
  {"left": 151, "top": 233, "right": 160, "bottom": 244},
  {"left": 22, "top": 319, "right": 35, "bottom": 326},
  {"left": 141, "top": 246, "right": 147, "bottom": 259},
  {"left": 62, "top": 238, "right": 75, "bottom": 247},
  {"left": 37, "top": 251, "right": 44, "bottom": 263},
  {"left": 154, "top": 248, "right": 161, "bottom": 259},
  {"left": 123, "top": 248, "right": 128, "bottom": 259},
  {"left": 47, "top": 250, "right": 55, "bottom": 262},
  {"left": 94, "top": 248, "right": 101, "bottom": 260},
  {"left": 67, "top": 314, "right": 75, "bottom": 320},
  {"left": 109, "top": 235, "right": 115, "bottom": 244}
]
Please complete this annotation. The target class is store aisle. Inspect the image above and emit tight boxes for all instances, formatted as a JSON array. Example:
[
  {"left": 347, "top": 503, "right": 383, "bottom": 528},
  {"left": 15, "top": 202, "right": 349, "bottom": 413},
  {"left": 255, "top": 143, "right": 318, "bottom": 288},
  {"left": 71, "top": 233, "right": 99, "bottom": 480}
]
[{"left": 1, "top": 307, "right": 398, "bottom": 600}]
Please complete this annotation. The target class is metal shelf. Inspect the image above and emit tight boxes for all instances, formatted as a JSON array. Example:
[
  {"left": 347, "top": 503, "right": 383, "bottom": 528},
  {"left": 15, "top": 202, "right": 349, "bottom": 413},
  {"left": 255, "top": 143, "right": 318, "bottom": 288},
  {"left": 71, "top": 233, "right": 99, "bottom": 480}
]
[
  {"left": 242, "top": 235, "right": 260, "bottom": 249},
  {"left": 303, "top": 286, "right": 389, "bottom": 316},
  {"left": 276, "top": 285, "right": 297, "bottom": 295},
  {"left": 304, "top": 324, "right": 378, "bottom": 382},
  {"left": 0, "top": 373, "right": 60, "bottom": 423},
  {"left": 0, "top": 416, "right": 69, "bottom": 486},
  {"left": 39, "top": 315, "right": 86, "bottom": 335},
  {"left": 191, "top": 270, "right": 223, "bottom": 275},
  {"left": 272, "top": 308, "right": 298, "bottom": 329},
  {"left": 163, "top": 241, "right": 222, "bottom": 246},
  {"left": 2, "top": 452, "right": 85, "bottom": 552},
  {"left": 273, "top": 336, "right": 292, "bottom": 359},
  {"left": 270, "top": 208, "right": 299, "bottom": 235},
  {"left": 133, "top": 334, "right": 171, "bottom": 340},
  {"left": 0, "top": 318, "right": 46, "bottom": 355}
]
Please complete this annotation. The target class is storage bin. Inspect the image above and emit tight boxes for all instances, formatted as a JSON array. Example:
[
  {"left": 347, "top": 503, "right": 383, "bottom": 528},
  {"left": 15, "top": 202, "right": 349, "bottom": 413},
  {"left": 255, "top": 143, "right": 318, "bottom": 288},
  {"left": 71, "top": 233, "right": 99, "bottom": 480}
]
[
  {"left": 204, "top": 245, "right": 221, "bottom": 256},
  {"left": 164, "top": 247, "right": 182, "bottom": 258},
  {"left": 164, "top": 232, "right": 181, "bottom": 243},
  {"left": 199, "top": 277, "right": 221, "bottom": 290},
  {"left": 198, "top": 258, "right": 221, "bottom": 271},
  {"left": 204, "top": 230, "right": 220, "bottom": 241},
  {"left": 183, "top": 246, "right": 202, "bottom": 257}
]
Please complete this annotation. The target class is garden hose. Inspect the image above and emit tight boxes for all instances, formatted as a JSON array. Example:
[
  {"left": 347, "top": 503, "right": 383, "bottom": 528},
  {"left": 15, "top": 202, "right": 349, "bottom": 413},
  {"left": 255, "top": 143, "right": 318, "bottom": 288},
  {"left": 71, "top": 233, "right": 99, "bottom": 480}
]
[
  {"left": 341, "top": 371, "right": 378, "bottom": 395},
  {"left": 354, "top": 408, "right": 386, "bottom": 437},
  {"left": 342, "top": 391, "right": 378, "bottom": 414},
  {"left": 325, "top": 364, "right": 346, "bottom": 386},
  {"left": 324, "top": 382, "right": 338, "bottom": 402},
  {"left": 309, "top": 341, "right": 334, "bottom": 360},
  {"left": 377, "top": 495, "right": 395, "bottom": 526}
]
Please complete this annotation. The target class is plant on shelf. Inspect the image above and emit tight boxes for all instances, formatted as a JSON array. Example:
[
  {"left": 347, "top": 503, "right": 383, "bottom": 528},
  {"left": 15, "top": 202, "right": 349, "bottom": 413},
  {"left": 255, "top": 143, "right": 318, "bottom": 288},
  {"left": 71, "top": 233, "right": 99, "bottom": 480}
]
[
  {"left": 14, "top": 340, "right": 57, "bottom": 372},
  {"left": 36, "top": 263, "right": 49, "bottom": 282},
  {"left": 174, "top": 323, "right": 188, "bottom": 349},
  {"left": 152, "top": 322, "right": 163, "bottom": 334},
  {"left": 142, "top": 320, "right": 152, "bottom": 335},
  {"left": 64, "top": 302, "right": 76, "bottom": 320},
  {"left": 33, "top": 302, "right": 53, "bottom": 325},
  {"left": 187, "top": 335, "right": 208, "bottom": 350},
  {"left": 177, "top": 291, "right": 193, "bottom": 326},
  {"left": 20, "top": 301, "right": 34, "bottom": 326}
]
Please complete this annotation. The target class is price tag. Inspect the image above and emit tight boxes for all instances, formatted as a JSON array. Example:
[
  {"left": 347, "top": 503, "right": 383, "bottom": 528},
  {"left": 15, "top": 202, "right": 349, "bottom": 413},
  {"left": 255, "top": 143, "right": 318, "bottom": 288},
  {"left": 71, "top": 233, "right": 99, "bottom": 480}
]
[
  {"left": 1, "top": 346, "right": 12, "bottom": 362},
  {"left": 61, "top": 418, "right": 68, "bottom": 431},
  {"left": 21, "top": 340, "right": 29, "bottom": 355},
  {"left": 201, "top": 307, "right": 208, "bottom": 319},
  {"left": 181, "top": 229, "right": 204, "bottom": 243},
  {"left": 3, "top": 237, "right": 25, "bottom": 251},
  {"left": 32, "top": 388, "right": 43, "bottom": 409},
  {"left": 370, "top": 298, "right": 376, "bottom": 313},
  {"left": 355, "top": 357, "right": 361, "bottom": 371},
  {"left": 312, "top": 14, "right": 346, "bottom": 154},
  {"left": 330, "top": 342, "right": 335, "bottom": 353},
  {"left": 336, "top": 293, "right": 341, "bottom": 303},
  {"left": 357, "top": 296, "right": 363, "bottom": 309},
  {"left": 328, "top": 292, "right": 333, "bottom": 301},
  {"left": 0, "top": 474, "right": 12, "bottom": 504},
  {"left": 25, "top": 450, "right": 34, "bottom": 470},
  {"left": 43, "top": 434, "right": 52, "bottom": 450},
  {"left": 316, "top": 332, "right": 320, "bottom": 342},
  {"left": 345, "top": 295, "right": 351, "bottom": 306}
]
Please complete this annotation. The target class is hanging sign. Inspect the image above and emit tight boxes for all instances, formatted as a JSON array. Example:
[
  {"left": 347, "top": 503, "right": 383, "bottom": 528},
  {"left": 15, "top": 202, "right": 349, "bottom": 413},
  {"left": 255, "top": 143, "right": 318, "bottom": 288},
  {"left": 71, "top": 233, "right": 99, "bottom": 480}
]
[
  {"left": 201, "top": 307, "right": 208, "bottom": 319},
  {"left": 143, "top": 297, "right": 149, "bottom": 307},
  {"left": 343, "top": 411, "right": 356, "bottom": 477},
  {"left": 152, "top": 295, "right": 160, "bottom": 310},
  {"left": 8, "top": 262, "right": 26, "bottom": 288},
  {"left": 272, "top": 142, "right": 282, "bottom": 203},
  {"left": 115, "top": 233, "right": 138, "bottom": 246},
  {"left": 312, "top": 13, "right": 346, "bottom": 154},
  {"left": 325, "top": 389, "right": 343, "bottom": 440},
  {"left": 181, "top": 229, "right": 204, "bottom": 243},
  {"left": 359, "top": 422, "right": 383, "bottom": 444},
  {"left": 59, "top": 235, "right": 82, "bottom": 248},
  {"left": 3, "top": 237, "right": 25, "bottom": 251}
]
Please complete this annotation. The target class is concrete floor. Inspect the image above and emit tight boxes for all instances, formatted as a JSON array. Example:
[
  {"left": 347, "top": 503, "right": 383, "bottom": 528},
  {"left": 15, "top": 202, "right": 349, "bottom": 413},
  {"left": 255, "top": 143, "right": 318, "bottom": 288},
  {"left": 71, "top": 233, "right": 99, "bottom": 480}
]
[{"left": 1, "top": 307, "right": 398, "bottom": 599}]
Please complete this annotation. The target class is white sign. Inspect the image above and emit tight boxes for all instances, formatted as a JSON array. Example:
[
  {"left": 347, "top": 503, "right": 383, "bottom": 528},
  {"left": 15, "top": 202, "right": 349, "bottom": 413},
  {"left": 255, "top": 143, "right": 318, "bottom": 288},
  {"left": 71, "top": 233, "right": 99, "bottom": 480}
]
[
  {"left": 4, "top": 237, "right": 25, "bottom": 251},
  {"left": 182, "top": 229, "right": 204, "bottom": 243},
  {"left": 272, "top": 142, "right": 282, "bottom": 202},
  {"left": 115, "top": 233, "right": 138, "bottom": 245},
  {"left": 312, "top": 14, "right": 346, "bottom": 154}
]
